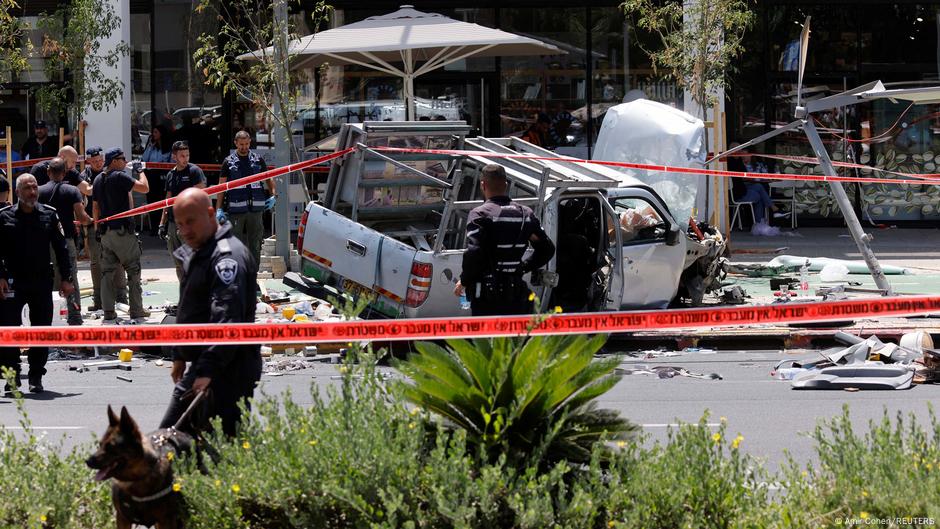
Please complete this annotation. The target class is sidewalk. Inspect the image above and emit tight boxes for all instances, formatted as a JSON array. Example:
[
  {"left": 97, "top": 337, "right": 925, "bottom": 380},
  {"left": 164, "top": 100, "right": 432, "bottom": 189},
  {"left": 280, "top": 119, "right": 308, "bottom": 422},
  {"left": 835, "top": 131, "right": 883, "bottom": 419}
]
[{"left": 727, "top": 226, "right": 940, "bottom": 272}]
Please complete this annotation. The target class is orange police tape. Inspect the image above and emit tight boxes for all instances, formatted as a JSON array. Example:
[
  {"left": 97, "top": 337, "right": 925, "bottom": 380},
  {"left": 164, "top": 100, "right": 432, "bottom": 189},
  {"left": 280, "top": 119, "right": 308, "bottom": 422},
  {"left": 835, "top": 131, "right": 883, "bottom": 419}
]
[
  {"left": 95, "top": 147, "right": 355, "bottom": 224},
  {"left": 2, "top": 295, "right": 940, "bottom": 347}
]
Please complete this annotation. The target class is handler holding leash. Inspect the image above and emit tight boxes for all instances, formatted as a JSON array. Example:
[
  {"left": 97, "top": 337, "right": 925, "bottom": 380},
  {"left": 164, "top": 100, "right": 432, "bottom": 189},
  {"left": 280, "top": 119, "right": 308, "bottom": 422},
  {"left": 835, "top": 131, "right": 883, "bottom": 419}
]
[{"left": 159, "top": 188, "right": 261, "bottom": 437}]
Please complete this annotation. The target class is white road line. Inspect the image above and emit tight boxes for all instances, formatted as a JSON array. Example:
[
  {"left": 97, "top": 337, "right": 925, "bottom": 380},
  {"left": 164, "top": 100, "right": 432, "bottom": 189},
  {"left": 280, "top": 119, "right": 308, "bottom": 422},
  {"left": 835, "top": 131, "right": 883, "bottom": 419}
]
[
  {"left": 642, "top": 423, "right": 721, "bottom": 428},
  {"left": 1, "top": 426, "right": 86, "bottom": 431}
]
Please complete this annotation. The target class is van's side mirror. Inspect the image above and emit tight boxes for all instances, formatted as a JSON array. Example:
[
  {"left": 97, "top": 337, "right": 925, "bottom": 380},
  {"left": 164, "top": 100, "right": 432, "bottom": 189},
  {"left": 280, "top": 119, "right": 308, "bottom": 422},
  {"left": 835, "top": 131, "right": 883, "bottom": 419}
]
[{"left": 665, "top": 225, "right": 681, "bottom": 246}]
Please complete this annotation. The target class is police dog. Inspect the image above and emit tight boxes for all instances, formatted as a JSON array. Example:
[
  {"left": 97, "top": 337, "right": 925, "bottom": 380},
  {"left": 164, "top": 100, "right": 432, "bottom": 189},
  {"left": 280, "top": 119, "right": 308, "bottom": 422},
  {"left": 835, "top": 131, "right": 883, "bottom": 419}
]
[{"left": 86, "top": 406, "right": 192, "bottom": 529}]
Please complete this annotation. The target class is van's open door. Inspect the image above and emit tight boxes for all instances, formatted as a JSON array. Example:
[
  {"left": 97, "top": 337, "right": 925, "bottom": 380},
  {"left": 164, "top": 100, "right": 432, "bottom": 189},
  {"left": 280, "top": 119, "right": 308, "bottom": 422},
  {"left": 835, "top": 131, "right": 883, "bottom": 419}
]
[{"left": 601, "top": 198, "right": 625, "bottom": 310}]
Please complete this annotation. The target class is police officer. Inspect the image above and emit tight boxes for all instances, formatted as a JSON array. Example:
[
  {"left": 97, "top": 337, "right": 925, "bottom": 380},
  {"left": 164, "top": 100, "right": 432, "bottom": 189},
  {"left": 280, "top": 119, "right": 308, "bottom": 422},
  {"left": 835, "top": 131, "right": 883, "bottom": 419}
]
[
  {"left": 31, "top": 146, "right": 84, "bottom": 187},
  {"left": 80, "top": 146, "right": 128, "bottom": 311},
  {"left": 215, "top": 131, "right": 276, "bottom": 265},
  {"left": 158, "top": 141, "right": 206, "bottom": 280},
  {"left": 38, "top": 157, "right": 91, "bottom": 326},
  {"left": 159, "top": 188, "right": 261, "bottom": 437},
  {"left": 92, "top": 148, "right": 149, "bottom": 323},
  {"left": 0, "top": 174, "right": 75, "bottom": 393},
  {"left": 454, "top": 164, "right": 555, "bottom": 316}
]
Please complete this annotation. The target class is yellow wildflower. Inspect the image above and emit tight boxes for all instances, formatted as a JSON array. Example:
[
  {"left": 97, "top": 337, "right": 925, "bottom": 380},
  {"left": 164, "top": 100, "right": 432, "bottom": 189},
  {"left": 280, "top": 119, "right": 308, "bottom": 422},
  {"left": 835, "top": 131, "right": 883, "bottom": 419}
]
[
  {"left": 40, "top": 515, "right": 47, "bottom": 523},
  {"left": 712, "top": 433, "right": 722, "bottom": 443},
  {"left": 309, "top": 439, "right": 318, "bottom": 446},
  {"left": 166, "top": 452, "right": 174, "bottom": 462},
  {"left": 408, "top": 422, "right": 416, "bottom": 429},
  {"left": 172, "top": 482, "right": 182, "bottom": 492},
  {"left": 242, "top": 441, "right": 251, "bottom": 449},
  {"left": 528, "top": 292, "right": 536, "bottom": 301},
  {"left": 231, "top": 484, "right": 241, "bottom": 494},
  {"left": 732, "top": 435, "right": 744, "bottom": 449},
  {"left": 862, "top": 490, "right": 869, "bottom": 498},
  {"left": 608, "top": 522, "right": 616, "bottom": 528},
  {"left": 616, "top": 440, "right": 627, "bottom": 449},
  {"left": 410, "top": 407, "right": 420, "bottom": 416},
  {"left": 554, "top": 306, "right": 562, "bottom": 314},
  {"left": 860, "top": 512, "right": 869, "bottom": 520},
  {"left": 214, "top": 480, "right": 221, "bottom": 487}
]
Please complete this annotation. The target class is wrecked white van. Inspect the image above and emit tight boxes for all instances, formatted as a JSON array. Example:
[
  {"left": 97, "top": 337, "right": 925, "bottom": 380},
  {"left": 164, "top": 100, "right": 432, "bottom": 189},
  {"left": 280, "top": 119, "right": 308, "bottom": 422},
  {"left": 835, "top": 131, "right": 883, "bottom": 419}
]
[{"left": 297, "top": 121, "right": 726, "bottom": 318}]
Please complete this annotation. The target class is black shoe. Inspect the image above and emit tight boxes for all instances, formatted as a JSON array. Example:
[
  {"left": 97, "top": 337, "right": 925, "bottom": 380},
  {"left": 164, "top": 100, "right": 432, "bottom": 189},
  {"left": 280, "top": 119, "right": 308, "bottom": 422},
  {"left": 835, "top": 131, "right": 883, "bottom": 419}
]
[{"left": 28, "top": 376, "right": 43, "bottom": 394}]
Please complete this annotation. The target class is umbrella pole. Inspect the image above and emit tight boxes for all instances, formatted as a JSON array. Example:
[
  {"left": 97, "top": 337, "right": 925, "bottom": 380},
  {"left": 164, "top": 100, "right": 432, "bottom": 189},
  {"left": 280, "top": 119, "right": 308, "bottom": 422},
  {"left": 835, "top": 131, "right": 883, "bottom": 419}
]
[{"left": 404, "top": 49, "right": 415, "bottom": 120}]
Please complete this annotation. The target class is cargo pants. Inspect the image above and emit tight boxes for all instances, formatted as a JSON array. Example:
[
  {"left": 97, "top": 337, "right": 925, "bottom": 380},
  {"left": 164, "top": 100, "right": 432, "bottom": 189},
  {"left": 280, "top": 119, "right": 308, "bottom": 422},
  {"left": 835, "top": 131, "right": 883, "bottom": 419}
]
[
  {"left": 229, "top": 212, "right": 263, "bottom": 265},
  {"left": 100, "top": 227, "right": 144, "bottom": 319},
  {"left": 86, "top": 224, "right": 127, "bottom": 309}
]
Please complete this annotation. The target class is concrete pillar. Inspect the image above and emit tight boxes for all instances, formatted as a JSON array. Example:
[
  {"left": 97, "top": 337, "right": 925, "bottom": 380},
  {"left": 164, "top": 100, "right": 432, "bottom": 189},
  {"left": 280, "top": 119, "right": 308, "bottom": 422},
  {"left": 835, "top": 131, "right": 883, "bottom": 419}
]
[{"left": 83, "top": 0, "right": 131, "bottom": 155}]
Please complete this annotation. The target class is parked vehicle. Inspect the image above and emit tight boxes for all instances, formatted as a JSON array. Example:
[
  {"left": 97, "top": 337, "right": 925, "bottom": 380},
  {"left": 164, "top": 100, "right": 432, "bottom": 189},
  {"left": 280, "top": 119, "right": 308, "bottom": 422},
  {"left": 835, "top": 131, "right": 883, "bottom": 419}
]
[{"left": 297, "top": 121, "right": 726, "bottom": 318}]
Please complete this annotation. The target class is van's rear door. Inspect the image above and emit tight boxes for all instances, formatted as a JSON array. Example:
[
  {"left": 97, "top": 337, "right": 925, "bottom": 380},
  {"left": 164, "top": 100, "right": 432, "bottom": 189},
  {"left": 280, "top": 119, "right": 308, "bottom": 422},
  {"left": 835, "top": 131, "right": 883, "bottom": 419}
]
[{"left": 299, "top": 202, "right": 416, "bottom": 317}]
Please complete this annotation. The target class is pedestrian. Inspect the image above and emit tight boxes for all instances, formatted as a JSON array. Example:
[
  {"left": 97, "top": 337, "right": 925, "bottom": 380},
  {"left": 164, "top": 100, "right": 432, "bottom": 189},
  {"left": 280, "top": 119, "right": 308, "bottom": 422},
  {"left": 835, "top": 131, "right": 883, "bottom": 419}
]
[
  {"left": 158, "top": 141, "right": 206, "bottom": 280},
  {"left": 141, "top": 124, "right": 173, "bottom": 234},
  {"left": 20, "top": 120, "right": 58, "bottom": 161},
  {"left": 80, "top": 147, "right": 127, "bottom": 312},
  {"left": 0, "top": 174, "right": 75, "bottom": 394},
  {"left": 92, "top": 147, "right": 150, "bottom": 323},
  {"left": 38, "top": 157, "right": 91, "bottom": 326},
  {"left": 31, "top": 146, "right": 84, "bottom": 187},
  {"left": 215, "top": 130, "right": 276, "bottom": 265},
  {"left": 521, "top": 113, "right": 551, "bottom": 147},
  {"left": 727, "top": 144, "right": 789, "bottom": 227},
  {"left": 159, "top": 188, "right": 261, "bottom": 437},
  {"left": 454, "top": 164, "right": 555, "bottom": 316}
]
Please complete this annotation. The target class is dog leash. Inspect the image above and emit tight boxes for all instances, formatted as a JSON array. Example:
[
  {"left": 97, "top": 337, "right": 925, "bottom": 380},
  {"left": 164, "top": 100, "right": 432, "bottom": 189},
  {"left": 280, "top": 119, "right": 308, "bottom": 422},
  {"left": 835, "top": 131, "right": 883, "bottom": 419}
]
[{"left": 173, "top": 389, "right": 207, "bottom": 431}]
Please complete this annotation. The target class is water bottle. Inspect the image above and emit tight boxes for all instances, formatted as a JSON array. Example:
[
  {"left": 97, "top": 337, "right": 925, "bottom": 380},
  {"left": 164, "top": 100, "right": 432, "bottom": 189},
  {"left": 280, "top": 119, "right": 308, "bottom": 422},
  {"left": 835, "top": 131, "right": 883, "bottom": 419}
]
[
  {"left": 459, "top": 292, "right": 470, "bottom": 310},
  {"left": 799, "top": 260, "right": 810, "bottom": 292}
]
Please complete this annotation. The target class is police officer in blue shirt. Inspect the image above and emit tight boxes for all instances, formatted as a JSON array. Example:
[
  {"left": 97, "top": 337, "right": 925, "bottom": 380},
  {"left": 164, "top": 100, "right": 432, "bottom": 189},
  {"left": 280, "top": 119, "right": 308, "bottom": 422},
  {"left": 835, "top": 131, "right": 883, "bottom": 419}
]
[{"left": 214, "top": 131, "right": 276, "bottom": 265}]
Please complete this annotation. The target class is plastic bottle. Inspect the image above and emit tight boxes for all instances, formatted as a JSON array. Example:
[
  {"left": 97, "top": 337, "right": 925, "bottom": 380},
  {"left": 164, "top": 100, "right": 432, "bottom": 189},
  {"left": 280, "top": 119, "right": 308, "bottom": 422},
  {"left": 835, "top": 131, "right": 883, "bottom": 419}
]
[
  {"left": 799, "top": 260, "right": 810, "bottom": 292},
  {"left": 459, "top": 292, "right": 470, "bottom": 310}
]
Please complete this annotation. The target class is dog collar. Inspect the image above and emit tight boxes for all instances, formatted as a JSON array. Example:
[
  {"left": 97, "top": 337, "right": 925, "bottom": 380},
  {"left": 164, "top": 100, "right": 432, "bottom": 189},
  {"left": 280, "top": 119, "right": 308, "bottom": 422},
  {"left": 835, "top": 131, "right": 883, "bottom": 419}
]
[{"left": 130, "top": 484, "right": 173, "bottom": 503}]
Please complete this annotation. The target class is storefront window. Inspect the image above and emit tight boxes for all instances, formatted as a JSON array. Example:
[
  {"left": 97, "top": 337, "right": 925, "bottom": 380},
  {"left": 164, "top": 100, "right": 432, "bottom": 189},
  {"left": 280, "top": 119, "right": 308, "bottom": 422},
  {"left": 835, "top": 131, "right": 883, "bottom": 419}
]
[
  {"left": 499, "top": 7, "right": 588, "bottom": 157},
  {"left": 130, "top": 12, "right": 151, "bottom": 156},
  {"left": 768, "top": 5, "right": 857, "bottom": 73},
  {"left": 150, "top": 0, "right": 222, "bottom": 164}
]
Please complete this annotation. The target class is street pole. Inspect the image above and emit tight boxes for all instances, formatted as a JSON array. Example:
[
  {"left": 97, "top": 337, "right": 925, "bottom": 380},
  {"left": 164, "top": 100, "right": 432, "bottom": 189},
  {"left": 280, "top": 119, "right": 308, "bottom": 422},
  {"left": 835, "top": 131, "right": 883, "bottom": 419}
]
[
  {"left": 803, "top": 119, "right": 893, "bottom": 295},
  {"left": 272, "top": 0, "right": 291, "bottom": 263}
]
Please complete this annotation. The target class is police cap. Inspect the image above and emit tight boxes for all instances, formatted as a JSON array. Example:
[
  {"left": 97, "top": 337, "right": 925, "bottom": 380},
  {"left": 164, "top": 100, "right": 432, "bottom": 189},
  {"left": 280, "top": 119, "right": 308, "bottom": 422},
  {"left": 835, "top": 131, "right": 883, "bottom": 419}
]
[{"left": 104, "top": 147, "right": 125, "bottom": 166}]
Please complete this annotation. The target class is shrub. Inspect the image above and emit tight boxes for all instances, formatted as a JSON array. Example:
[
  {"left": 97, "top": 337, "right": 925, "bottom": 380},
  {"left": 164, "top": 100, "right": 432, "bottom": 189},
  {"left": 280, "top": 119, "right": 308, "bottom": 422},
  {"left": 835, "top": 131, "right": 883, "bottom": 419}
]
[{"left": 394, "top": 334, "right": 638, "bottom": 469}]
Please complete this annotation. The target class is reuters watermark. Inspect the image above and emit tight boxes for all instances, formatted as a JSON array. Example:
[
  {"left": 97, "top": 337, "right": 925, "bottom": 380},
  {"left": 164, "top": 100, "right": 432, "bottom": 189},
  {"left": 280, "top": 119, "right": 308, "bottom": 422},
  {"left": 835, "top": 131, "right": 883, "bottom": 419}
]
[{"left": 838, "top": 516, "right": 935, "bottom": 526}]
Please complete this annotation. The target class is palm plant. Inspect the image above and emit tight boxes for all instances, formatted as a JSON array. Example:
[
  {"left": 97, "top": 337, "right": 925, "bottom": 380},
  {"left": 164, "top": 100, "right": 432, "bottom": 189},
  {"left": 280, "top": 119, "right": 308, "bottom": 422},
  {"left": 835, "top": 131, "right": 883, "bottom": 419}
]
[{"left": 394, "top": 333, "right": 637, "bottom": 468}]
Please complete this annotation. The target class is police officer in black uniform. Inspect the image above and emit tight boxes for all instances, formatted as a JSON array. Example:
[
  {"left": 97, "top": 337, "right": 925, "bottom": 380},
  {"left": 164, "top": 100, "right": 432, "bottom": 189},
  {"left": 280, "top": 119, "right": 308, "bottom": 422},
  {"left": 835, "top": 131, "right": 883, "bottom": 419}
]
[
  {"left": 159, "top": 188, "right": 261, "bottom": 437},
  {"left": 455, "top": 164, "right": 555, "bottom": 316},
  {"left": 0, "top": 174, "right": 74, "bottom": 394}
]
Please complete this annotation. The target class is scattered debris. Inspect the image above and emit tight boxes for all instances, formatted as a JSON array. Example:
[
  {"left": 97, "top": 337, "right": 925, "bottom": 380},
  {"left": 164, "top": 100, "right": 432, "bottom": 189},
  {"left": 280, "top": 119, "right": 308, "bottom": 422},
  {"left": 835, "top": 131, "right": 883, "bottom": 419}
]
[
  {"left": 116, "top": 376, "right": 133, "bottom": 383},
  {"left": 617, "top": 365, "right": 722, "bottom": 380},
  {"left": 768, "top": 255, "right": 910, "bottom": 275},
  {"left": 720, "top": 286, "right": 748, "bottom": 304},
  {"left": 774, "top": 331, "right": 940, "bottom": 390}
]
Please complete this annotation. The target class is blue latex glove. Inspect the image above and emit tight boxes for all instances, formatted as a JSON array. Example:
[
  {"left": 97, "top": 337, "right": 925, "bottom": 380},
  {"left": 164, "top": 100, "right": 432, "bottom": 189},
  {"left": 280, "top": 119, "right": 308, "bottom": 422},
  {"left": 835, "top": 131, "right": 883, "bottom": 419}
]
[
  {"left": 264, "top": 196, "right": 277, "bottom": 211},
  {"left": 216, "top": 209, "right": 228, "bottom": 223}
]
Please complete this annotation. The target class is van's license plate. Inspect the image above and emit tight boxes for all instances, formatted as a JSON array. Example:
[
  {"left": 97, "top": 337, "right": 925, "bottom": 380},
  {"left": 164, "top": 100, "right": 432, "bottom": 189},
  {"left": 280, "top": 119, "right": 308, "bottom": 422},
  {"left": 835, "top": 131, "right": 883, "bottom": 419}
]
[{"left": 342, "top": 278, "right": 373, "bottom": 298}]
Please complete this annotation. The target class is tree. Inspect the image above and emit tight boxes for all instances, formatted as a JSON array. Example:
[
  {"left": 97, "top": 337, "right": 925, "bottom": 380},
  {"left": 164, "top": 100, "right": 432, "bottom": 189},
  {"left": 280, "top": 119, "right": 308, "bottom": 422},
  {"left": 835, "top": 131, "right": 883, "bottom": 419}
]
[
  {"left": 193, "top": 0, "right": 331, "bottom": 160},
  {"left": 0, "top": 0, "right": 30, "bottom": 88},
  {"left": 34, "top": 0, "right": 130, "bottom": 125},
  {"left": 622, "top": 0, "right": 754, "bottom": 122}
]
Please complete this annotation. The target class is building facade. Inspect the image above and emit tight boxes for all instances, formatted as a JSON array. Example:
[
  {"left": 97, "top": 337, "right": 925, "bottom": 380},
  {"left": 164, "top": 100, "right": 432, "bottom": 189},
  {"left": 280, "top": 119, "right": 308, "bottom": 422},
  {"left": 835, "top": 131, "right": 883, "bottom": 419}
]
[{"left": 3, "top": 1, "right": 939, "bottom": 224}]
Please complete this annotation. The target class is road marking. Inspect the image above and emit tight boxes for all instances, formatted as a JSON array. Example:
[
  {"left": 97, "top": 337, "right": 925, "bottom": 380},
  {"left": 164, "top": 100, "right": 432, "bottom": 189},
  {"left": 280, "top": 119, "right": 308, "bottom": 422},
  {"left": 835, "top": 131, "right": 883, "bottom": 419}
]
[
  {"left": 1, "top": 426, "right": 85, "bottom": 431},
  {"left": 642, "top": 423, "right": 721, "bottom": 428}
]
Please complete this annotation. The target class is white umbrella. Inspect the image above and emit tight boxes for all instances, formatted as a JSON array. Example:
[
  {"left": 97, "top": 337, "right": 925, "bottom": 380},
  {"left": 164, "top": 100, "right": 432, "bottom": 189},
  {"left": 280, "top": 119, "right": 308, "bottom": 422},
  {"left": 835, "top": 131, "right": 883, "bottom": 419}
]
[{"left": 238, "top": 5, "right": 563, "bottom": 120}]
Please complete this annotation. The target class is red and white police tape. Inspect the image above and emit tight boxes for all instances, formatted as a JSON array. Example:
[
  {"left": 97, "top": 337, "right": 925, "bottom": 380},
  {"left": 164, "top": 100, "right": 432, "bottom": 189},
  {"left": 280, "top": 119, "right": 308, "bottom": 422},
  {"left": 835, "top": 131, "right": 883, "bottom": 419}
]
[
  {"left": 95, "top": 148, "right": 354, "bottom": 224},
  {"left": 2, "top": 295, "right": 939, "bottom": 347},
  {"left": 94, "top": 145, "right": 940, "bottom": 224}
]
